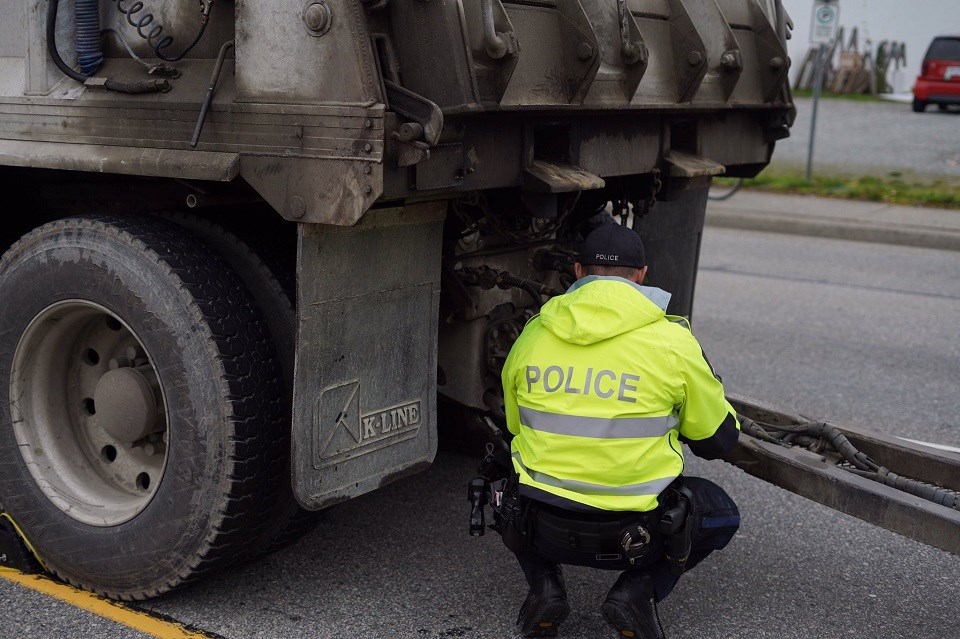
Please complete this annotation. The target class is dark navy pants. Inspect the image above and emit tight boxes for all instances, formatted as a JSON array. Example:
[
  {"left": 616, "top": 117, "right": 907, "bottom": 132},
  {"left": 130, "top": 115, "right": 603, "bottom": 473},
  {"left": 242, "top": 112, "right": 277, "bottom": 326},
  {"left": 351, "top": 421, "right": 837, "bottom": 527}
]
[{"left": 515, "top": 477, "right": 740, "bottom": 602}]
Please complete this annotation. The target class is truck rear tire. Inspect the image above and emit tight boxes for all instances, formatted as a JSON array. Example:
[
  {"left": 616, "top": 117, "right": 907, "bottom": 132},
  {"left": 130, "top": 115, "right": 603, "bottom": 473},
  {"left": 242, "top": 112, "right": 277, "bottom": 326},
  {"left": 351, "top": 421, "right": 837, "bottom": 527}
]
[
  {"left": 163, "top": 213, "right": 322, "bottom": 554},
  {"left": 0, "top": 215, "right": 284, "bottom": 599}
]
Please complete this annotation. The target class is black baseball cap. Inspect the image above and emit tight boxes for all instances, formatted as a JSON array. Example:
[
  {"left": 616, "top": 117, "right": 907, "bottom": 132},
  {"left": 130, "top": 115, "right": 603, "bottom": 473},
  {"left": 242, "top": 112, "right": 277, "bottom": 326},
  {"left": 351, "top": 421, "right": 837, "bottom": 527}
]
[{"left": 577, "top": 224, "right": 646, "bottom": 269}]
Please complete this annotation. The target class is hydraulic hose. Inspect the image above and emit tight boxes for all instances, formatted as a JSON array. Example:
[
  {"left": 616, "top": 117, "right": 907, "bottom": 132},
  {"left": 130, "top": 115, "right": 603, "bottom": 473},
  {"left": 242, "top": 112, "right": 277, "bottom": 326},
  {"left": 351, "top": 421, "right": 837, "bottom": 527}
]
[
  {"left": 74, "top": 0, "right": 104, "bottom": 75},
  {"left": 47, "top": 0, "right": 88, "bottom": 83},
  {"left": 872, "top": 467, "right": 959, "bottom": 510},
  {"left": 740, "top": 415, "right": 960, "bottom": 512},
  {"left": 456, "top": 266, "right": 562, "bottom": 311},
  {"left": 115, "top": 0, "right": 215, "bottom": 62},
  {"left": 517, "top": 281, "right": 543, "bottom": 311},
  {"left": 46, "top": 0, "right": 170, "bottom": 93}
]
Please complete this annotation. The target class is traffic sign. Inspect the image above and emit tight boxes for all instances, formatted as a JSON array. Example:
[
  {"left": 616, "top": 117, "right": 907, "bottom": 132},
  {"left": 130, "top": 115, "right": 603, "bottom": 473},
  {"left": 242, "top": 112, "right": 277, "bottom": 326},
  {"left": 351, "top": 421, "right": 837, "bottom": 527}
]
[{"left": 810, "top": 0, "right": 840, "bottom": 45}]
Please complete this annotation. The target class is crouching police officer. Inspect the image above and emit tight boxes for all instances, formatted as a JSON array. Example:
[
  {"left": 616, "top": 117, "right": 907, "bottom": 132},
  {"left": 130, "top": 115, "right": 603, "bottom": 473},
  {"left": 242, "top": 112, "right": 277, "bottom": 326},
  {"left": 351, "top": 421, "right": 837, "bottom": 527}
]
[{"left": 498, "top": 224, "right": 741, "bottom": 638}]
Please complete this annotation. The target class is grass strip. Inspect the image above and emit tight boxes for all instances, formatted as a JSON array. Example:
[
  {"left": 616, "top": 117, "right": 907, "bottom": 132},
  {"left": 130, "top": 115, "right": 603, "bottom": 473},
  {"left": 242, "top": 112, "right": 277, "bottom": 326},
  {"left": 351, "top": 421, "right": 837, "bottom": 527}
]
[
  {"left": 791, "top": 89, "right": 893, "bottom": 103},
  {"left": 717, "top": 174, "right": 960, "bottom": 210}
]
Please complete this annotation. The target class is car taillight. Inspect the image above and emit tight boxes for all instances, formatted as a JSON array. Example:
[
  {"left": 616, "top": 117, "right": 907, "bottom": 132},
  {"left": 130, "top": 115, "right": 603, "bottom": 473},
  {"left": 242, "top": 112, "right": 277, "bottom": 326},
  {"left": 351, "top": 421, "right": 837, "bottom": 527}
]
[{"left": 921, "top": 60, "right": 930, "bottom": 77}]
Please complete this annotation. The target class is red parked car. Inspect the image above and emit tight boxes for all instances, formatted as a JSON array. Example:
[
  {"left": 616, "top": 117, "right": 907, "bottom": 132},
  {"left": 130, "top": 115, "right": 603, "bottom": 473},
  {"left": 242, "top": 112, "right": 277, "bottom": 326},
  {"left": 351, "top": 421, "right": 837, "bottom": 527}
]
[{"left": 913, "top": 35, "right": 960, "bottom": 112}]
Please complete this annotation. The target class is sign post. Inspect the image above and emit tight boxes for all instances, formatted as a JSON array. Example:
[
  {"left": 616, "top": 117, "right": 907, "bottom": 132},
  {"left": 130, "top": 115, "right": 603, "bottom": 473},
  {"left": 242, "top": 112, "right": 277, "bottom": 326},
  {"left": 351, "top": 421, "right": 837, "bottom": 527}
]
[{"left": 806, "top": 0, "right": 840, "bottom": 181}]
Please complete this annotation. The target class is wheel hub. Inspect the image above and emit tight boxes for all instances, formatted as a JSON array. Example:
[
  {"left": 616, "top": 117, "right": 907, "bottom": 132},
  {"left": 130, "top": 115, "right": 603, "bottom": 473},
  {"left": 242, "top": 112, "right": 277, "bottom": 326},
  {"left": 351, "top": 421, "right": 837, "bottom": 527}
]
[
  {"left": 10, "top": 301, "right": 169, "bottom": 527},
  {"left": 94, "top": 367, "right": 158, "bottom": 443}
]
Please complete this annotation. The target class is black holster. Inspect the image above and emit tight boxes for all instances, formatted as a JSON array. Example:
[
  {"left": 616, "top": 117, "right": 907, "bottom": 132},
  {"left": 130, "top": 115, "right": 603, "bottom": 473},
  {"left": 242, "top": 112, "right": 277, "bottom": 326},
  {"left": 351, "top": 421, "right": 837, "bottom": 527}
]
[
  {"left": 659, "top": 483, "right": 695, "bottom": 577},
  {"left": 466, "top": 439, "right": 517, "bottom": 539},
  {"left": 492, "top": 474, "right": 535, "bottom": 553}
]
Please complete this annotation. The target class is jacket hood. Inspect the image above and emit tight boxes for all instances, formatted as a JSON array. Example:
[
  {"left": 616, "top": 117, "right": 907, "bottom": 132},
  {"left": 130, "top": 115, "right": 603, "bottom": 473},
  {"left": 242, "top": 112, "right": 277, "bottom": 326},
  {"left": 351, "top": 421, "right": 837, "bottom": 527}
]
[{"left": 538, "top": 276, "right": 671, "bottom": 345}]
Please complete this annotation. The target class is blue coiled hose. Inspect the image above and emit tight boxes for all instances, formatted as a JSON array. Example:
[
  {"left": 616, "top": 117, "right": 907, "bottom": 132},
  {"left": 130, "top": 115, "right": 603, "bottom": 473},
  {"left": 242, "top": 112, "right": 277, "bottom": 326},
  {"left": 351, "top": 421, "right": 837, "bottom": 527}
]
[
  {"left": 74, "top": 0, "right": 103, "bottom": 75},
  {"left": 47, "top": 0, "right": 170, "bottom": 92}
]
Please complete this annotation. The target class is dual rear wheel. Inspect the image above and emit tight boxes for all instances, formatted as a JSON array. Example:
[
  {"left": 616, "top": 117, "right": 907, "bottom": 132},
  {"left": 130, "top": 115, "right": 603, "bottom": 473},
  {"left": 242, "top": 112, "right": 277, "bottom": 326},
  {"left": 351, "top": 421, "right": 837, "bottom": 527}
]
[{"left": 0, "top": 214, "right": 312, "bottom": 599}]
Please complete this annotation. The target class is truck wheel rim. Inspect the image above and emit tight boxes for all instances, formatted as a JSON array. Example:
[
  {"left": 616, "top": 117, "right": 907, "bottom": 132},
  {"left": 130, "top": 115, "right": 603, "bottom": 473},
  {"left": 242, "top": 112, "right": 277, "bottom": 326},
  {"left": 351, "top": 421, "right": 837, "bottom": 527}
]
[{"left": 10, "top": 300, "right": 170, "bottom": 527}]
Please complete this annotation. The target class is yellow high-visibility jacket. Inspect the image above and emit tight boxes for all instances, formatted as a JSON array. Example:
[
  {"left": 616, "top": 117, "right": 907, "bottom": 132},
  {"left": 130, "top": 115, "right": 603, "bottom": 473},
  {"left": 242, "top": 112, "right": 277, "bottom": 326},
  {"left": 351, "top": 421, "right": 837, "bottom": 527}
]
[{"left": 502, "top": 276, "right": 739, "bottom": 512}]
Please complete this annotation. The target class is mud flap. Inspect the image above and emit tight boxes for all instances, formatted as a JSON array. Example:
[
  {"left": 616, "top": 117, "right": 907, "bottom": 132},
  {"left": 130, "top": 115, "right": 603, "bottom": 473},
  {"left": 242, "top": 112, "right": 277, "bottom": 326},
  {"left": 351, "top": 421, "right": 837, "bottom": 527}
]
[
  {"left": 291, "top": 204, "right": 446, "bottom": 510},
  {"left": 633, "top": 185, "right": 708, "bottom": 318}
]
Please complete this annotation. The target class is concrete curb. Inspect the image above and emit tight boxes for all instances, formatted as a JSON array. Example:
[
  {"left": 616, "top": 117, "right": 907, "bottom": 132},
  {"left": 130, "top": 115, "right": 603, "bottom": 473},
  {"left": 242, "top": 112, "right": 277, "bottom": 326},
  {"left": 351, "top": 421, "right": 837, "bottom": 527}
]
[{"left": 705, "top": 211, "right": 960, "bottom": 252}]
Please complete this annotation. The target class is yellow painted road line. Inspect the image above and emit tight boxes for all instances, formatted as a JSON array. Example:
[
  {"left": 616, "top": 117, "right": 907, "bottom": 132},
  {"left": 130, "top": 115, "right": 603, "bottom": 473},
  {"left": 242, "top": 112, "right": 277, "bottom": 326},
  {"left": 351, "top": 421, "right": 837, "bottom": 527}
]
[{"left": 0, "top": 567, "right": 216, "bottom": 639}]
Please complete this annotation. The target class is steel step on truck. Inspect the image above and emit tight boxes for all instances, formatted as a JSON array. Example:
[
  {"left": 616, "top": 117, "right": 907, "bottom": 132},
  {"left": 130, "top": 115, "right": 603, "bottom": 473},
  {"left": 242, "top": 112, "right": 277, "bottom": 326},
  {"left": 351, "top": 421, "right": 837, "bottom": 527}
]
[{"left": 0, "top": 0, "right": 956, "bottom": 600}]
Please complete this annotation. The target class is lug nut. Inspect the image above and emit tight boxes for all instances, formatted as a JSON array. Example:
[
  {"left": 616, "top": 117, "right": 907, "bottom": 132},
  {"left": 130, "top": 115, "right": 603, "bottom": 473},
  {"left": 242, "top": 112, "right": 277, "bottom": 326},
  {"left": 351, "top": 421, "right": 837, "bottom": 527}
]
[
  {"left": 303, "top": 2, "right": 331, "bottom": 35},
  {"left": 721, "top": 50, "right": 742, "bottom": 70},
  {"left": 289, "top": 196, "right": 306, "bottom": 219},
  {"left": 577, "top": 42, "right": 594, "bottom": 61}
]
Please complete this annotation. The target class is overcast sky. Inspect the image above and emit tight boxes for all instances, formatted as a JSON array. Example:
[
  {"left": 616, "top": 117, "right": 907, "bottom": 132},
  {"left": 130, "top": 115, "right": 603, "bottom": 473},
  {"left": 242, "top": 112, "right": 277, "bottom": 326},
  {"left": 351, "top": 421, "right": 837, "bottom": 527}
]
[{"left": 781, "top": 0, "right": 960, "bottom": 88}]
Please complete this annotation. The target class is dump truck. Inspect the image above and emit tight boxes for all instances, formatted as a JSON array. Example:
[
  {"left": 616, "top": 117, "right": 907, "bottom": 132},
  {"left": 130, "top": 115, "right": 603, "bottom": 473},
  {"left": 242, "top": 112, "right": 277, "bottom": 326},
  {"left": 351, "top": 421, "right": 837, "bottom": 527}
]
[{"left": 0, "top": 0, "right": 956, "bottom": 601}]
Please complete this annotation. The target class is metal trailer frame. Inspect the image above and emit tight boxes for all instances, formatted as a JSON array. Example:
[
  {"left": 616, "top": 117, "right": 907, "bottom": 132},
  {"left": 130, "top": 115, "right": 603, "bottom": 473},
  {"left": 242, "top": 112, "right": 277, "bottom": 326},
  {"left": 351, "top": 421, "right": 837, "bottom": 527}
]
[{"left": 730, "top": 395, "right": 960, "bottom": 557}]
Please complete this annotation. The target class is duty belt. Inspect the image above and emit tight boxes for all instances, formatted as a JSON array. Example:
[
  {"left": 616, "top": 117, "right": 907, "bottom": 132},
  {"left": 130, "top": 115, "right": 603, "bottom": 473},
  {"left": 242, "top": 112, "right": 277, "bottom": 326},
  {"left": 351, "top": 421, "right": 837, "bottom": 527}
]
[
  {"left": 533, "top": 505, "right": 664, "bottom": 563},
  {"left": 529, "top": 479, "right": 695, "bottom": 570}
]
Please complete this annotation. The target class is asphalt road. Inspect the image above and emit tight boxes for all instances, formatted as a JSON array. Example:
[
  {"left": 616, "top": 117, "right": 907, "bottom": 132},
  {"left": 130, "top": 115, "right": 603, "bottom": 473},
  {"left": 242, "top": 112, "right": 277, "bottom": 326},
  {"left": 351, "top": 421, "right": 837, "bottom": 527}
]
[
  {"left": 771, "top": 97, "right": 960, "bottom": 180},
  {"left": 3, "top": 227, "right": 960, "bottom": 638}
]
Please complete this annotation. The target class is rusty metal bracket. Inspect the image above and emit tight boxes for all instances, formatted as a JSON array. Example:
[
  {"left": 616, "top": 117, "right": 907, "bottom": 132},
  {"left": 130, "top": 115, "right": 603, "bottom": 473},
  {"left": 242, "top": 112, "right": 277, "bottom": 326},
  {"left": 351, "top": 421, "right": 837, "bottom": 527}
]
[
  {"left": 666, "top": 0, "right": 708, "bottom": 102},
  {"left": 685, "top": 1, "right": 742, "bottom": 101},
  {"left": 480, "top": 0, "right": 517, "bottom": 60},
  {"left": 615, "top": 0, "right": 649, "bottom": 100},
  {"left": 396, "top": 140, "right": 431, "bottom": 168},
  {"left": 462, "top": 0, "right": 520, "bottom": 104},
  {"left": 745, "top": 0, "right": 791, "bottom": 102},
  {"left": 384, "top": 80, "right": 444, "bottom": 146},
  {"left": 616, "top": 0, "right": 647, "bottom": 67},
  {"left": 416, "top": 144, "right": 470, "bottom": 191},
  {"left": 554, "top": 0, "right": 602, "bottom": 103}
]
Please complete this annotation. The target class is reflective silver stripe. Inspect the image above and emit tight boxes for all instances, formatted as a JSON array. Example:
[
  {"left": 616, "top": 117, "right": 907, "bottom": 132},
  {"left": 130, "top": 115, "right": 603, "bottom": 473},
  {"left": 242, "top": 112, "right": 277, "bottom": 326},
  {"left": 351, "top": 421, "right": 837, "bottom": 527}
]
[
  {"left": 512, "top": 452, "right": 675, "bottom": 497},
  {"left": 519, "top": 406, "right": 677, "bottom": 440}
]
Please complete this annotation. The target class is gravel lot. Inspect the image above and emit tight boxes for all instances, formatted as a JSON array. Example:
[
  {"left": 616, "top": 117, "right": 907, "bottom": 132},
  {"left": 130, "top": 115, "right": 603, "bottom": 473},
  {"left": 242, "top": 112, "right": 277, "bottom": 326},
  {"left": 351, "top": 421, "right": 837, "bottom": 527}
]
[{"left": 771, "top": 97, "right": 960, "bottom": 180}]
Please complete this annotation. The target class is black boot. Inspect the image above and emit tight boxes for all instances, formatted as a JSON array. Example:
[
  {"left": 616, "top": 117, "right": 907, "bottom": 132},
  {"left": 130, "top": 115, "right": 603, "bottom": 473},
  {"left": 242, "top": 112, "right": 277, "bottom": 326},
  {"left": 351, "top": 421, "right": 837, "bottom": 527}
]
[
  {"left": 601, "top": 572, "right": 664, "bottom": 639},
  {"left": 516, "top": 564, "right": 570, "bottom": 637}
]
